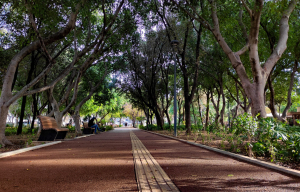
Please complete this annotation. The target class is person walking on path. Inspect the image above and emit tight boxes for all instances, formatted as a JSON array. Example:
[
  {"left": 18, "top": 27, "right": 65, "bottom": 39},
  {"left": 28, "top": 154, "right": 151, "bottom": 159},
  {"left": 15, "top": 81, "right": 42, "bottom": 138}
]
[{"left": 88, "top": 117, "right": 102, "bottom": 134}]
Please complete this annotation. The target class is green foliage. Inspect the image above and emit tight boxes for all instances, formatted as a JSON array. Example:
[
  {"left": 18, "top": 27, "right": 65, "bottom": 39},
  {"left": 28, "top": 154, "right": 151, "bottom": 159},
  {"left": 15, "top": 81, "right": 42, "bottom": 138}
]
[
  {"left": 27, "top": 138, "right": 32, "bottom": 145},
  {"left": 230, "top": 115, "right": 300, "bottom": 163},
  {"left": 252, "top": 142, "right": 268, "bottom": 157},
  {"left": 5, "top": 128, "right": 17, "bottom": 136},
  {"left": 105, "top": 125, "right": 113, "bottom": 131},
  {"left": 68, "top": 126, "right": 76, "bottom": 133},
  {"left": 139, "top": 124, "right": 158, "bottom": 131},
  {"left": 231, "top": 113, "right": 258, "bottom": 137},
  {"left": 206, "top": 124, "right": 218, "bottom": 133},
  {"left": 5, "top": 127, "right": 39, "bottom": 136},
  {"left": 191, "top": 124, "right": 203, "bottom": 131}
]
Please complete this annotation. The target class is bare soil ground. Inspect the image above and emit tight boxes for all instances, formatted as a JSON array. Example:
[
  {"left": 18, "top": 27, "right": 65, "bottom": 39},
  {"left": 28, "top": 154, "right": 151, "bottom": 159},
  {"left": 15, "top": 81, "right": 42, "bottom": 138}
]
[
  {"left": 0, "top": 132, "right": 77, "bottom": 153},
  {"left": 153, "top": 130, "right": 300, "bottom": 171}
]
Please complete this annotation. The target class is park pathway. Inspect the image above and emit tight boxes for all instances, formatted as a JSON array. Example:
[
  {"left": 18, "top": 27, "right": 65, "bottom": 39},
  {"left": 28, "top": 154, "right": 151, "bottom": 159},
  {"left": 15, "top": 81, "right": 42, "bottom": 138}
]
[
  {"left": 0, "top": 128, "right": 138, "bottom": 192},
  {"left": 0, "top": 127, "right": 300, "bottom": 191}
]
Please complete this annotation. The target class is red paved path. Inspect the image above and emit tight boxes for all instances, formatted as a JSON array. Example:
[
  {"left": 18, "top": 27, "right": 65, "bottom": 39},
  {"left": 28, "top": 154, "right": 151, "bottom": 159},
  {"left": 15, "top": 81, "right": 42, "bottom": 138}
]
[
  {"left": 133, "top": 130, "right": 300, "bottom": 191},
  {"left": 0, "top": 128, "right": 137, "bottom": 192},
  {"left": 0, "top": 128, "right": 300, "bottom": 191}
]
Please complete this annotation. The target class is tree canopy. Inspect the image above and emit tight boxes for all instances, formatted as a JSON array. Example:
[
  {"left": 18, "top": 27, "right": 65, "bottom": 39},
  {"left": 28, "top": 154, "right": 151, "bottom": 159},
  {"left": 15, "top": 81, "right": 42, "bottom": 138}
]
[{"left": 0, "top": 0, "right": 299, "bottom": 146}]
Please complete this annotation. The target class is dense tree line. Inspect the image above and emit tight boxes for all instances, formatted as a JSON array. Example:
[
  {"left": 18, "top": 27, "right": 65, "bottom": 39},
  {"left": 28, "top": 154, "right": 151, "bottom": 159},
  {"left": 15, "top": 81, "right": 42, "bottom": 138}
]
[
  {"left": 0, "top": 0, "right": 143, "bottom": 146},
  {"left": 118, "top": 0, "right": 300, "bottom": 134},
  {"left": 0, "top": 0, "right": 299, "bottom": 146}
]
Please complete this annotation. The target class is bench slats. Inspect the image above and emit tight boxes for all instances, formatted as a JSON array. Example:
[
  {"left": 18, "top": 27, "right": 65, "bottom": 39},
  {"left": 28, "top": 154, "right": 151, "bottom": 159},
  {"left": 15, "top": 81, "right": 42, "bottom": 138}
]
[
  {"left": 82, "top": 122, "right": 94, "bottom": 134},
  {"left": 37, "top": 116, "right": 69, "bottom": 141}
]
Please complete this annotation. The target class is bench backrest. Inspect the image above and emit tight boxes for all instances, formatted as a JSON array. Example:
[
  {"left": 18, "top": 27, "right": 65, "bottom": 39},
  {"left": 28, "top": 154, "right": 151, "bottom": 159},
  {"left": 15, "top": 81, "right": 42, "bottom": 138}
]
[
  {"left": 83, "top": 122, "right": 89, "bottom": 128},
  {"left": 37, "top": 116, "right": 58, "bottom": 130}
]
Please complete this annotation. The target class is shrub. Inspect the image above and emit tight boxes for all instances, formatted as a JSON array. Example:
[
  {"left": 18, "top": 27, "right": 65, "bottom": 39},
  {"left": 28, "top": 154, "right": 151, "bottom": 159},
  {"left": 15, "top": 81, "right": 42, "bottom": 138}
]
[
  {"left": 177, "top": 125, "right": 186, "bottom": 131},
  {"left": 68, "top": 126, "right": 76, "bottom": 133},
  {"left": 191, "top": 124, "right": 203, "bottom": 131},
  {"left": 206, "top": 124, "right": 217, "bottom": 132},
  {"left": 252, "top": 142, "right": 268, "bottom": 157},
  {"left": 256, "top": 117, "right": 288, "bottom": 162},
  {"left": 5, "top": 127, "right": 39, "bottom": 136},
  {"left": 105, "top": 125, "right": 113, "bottom": 131},
  {"left": 5, "top": 128, "right": 17, "bottom": 136},
  {"left": 139, "top": 124, "right": 159, "bottom": 131}
]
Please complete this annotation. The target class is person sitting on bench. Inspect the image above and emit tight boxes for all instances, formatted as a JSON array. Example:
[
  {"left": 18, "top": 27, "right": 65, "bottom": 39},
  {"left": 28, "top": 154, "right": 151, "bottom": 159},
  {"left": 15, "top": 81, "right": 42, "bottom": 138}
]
[{"left": 88, "top": 117, "right": 102, "bottom": 134}]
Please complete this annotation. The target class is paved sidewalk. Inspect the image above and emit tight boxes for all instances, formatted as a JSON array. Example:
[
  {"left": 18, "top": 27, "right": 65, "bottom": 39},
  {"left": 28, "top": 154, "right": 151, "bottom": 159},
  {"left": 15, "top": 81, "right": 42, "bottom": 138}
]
[
  {"left": 0, "top": 127, "right": 300, "bottom": 192},
  {"left": 133, "top": 130, "right": 300, "bottom": 191},
  {"left": 0, "top": 128, "right": 138, "bottom": 192}
]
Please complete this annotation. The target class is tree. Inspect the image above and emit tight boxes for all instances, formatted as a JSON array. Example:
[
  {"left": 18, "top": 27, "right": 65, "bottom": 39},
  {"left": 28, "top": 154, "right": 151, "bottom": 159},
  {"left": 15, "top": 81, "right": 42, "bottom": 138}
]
[
  {"left": 0, "top": 1, "right": 86, "bottom": 146},
  {"left": 154, "top": 1, "right": 204, "bottom": 134},
  {"left": 123, "top": 103, "right": 143, "bottom": 128},
  {"left": 172, "top": 0, "right": 298, "bottom": 118},
  {"left": 120, "top": 31, "right": 168, "bottom": 129}
]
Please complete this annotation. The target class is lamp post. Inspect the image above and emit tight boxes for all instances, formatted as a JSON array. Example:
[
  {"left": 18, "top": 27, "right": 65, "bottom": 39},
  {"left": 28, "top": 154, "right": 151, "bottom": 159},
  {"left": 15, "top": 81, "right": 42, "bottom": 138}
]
[{"left": 171, "top": 40, "right": 179, "bottom": 137}]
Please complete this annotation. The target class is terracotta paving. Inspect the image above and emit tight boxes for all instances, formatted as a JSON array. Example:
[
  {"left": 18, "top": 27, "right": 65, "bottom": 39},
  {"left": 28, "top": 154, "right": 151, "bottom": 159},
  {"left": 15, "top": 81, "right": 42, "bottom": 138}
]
[
  {"left": 133, "top": 130, "right": 300, "bottom": 191},
  {"left": 130, "top": 131, "right": 179, "bottom": 192},
  {"left": 0, "top": 127, "right": 300, "bottom": 192},
  {"left": 0, "top": 128, "right": 138, "bottom": 192}
]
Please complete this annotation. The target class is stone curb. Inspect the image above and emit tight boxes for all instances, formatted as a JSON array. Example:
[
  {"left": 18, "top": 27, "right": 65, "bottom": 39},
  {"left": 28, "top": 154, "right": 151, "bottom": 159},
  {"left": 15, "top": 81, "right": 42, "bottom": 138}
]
[
  {"left": 143, "top": 130, "right": 300, "bottom": 178},
  {"left": 74, "top": 134, "right": 95, "bottom": 139},
  {"left": 0, "top": 134, "right": 96, "bottom": 159},
  {"left": 0, "top": 141, "right": 61, "bottom": 159}
]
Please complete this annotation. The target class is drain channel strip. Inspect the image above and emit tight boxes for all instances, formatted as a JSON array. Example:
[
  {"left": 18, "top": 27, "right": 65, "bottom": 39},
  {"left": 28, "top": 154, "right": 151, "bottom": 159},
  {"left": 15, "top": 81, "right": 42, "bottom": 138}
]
[{"left": 130, "top": 131, "right": 179, "bottom": 192}]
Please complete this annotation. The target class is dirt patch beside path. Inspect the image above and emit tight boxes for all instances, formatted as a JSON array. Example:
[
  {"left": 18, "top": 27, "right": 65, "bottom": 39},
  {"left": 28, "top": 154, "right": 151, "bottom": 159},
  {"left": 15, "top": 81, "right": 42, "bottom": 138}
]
[{"left": 0, "top": 133, "right": 77, "bottom": 153}]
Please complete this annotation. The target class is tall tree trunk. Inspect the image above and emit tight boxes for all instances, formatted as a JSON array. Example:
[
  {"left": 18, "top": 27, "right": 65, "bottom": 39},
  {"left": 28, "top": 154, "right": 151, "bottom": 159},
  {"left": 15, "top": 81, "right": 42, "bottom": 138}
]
[
  {"left": 165, "top": 109, "right": 171, "bottom": 128},
  {"left": 17, "top": 51, "right": 36, "bottom": 135},
  {"left": 182, "top": 103, "right": 185, "bottom": 122},
  {"left": 269, "top": 59, "right": 298, "bottom": 120},
  {"left": 211, "top": 88, "right": 221, "bottom": 126},
  {"left": 184, "top": 100, "right": 191, "bottom": 133},
  {"left": 17, "top": 96, "right": 27, "bottom": 135},
  {"left": 197, "top": 95, "right": 203, "bottom": 126},
  {"left": 192, "top": 103, "right": 197, "bottom": 126},
  {"left": 178, "top": 99, "right": 182, "bottom": 126},
  {"left": 72, "top": 113, "right": 82, "bottom": 135},
  {"left": 144, "top": 108, "right": 149, "bottom": 130},
  {"left": 248, "top": 83, "right": 266, "bottom": 118},
  {"left": 205, "top": 90, "right": 210, "bottom": 130},
  {"left": 30, "top": 93, "right": 38, "bottom": 132},
  {"left": 219, "top": 83, "right": 226, "bottom": 126},
  {"left": 281, "top": 59, "right": 298, "bottom": 118},
  {"left": 154, "top": 109, "right": 164, "bottom": 129},
  {"left": 0, "top": 106, "right": 12, "bottom": 145},
  {"left": 150, "top": 113, "right": 153, "bottom": 125}
]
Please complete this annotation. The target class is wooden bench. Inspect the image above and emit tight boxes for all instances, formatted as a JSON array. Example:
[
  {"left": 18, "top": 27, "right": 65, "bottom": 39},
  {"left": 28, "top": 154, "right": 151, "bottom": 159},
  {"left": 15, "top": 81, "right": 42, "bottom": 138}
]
[
  {"left": 37, "top": 116, "right": 69, "bottom": 141},
  {"left": 82, "top": 122, "right": 95, "bottom": 134}
]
